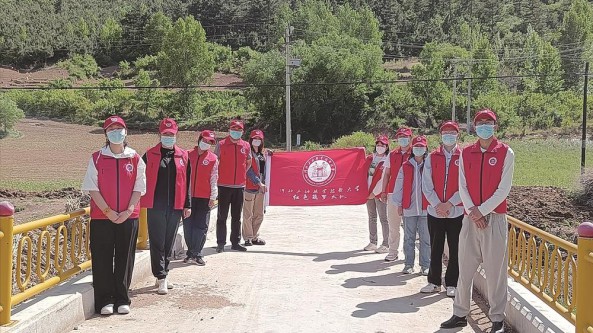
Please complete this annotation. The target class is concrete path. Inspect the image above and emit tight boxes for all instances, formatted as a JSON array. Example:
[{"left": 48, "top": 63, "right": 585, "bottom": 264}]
[{"left": 72, "top": 205, "right": 490, "bottom": 333}]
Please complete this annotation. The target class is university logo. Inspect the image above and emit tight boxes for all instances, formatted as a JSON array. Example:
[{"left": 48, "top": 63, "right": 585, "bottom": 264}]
[
  {"left": 241, "top": 148, "right": 247, "bottom": 155},
  {"left": 203, "top": 159, "right": 210, "bottom": 165},
  {"left": 165, "top": 122, "right": 172, "bottom": 127},
  {"left": 302, "top": 155, "right": 337, "bottom": 187},
  {"left": 489, "top": 157, "right": 497, "bottom": 166},
  {"left": 455, "top": 159, "right": 460, "bottom": 166},
  {"left": 110, "top": 117, "right": 118, "bottom": 122},
  {"left": 125, "top": 163, "right": 134, "bottom": 172},
  {"left": 179, "top": 159, "right": 184, "bottom": 166}
]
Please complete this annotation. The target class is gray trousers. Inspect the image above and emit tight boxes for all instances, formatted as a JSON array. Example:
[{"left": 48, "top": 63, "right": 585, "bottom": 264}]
[
  {"left": 366, "top": 198, "right": 389, "bottom": 246},
  {"left": 453, "top": 213, "right": 509, "bottom": 322}
]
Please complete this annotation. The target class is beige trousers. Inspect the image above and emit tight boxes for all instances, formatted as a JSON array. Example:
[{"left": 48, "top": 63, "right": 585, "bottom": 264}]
[
  {"left": 386, "top": 194, "right": 402, "bottom": 257},
  {"left": 453, "top": 214, "right": 509, "bottom": 322},
  {"left": 242, "top": 191, "right": 265, "bottom": 241}
]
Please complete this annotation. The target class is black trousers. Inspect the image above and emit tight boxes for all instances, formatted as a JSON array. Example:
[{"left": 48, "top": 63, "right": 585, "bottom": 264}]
[
  {"left": 147, "top": 208, "right": 182, "bottom": 279},
  {"left": 216, "top": 186, "right": 244, "bottom": 246},
  {"left": 427, "top": 214, "right": 463, "bottom": 287},
  {"left": 90, "top": 218, "right": 138, "bottom": 313},
  {"left": 183, "top": 198, "right": 211, "bottom": 258}
]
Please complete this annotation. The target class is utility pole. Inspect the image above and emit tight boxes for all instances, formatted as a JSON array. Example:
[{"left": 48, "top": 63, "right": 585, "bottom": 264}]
[
  {"left": 467, "top": 78, "right": 472, "bottom": 134},
  {"left": 582, "top": 62, "right": 589, "bottom": 175},
  {"left": 452, "top": 64, "right": 457, "bottom": 121},
  {"left": 285, "top": 26, "right": 292, "bottom": 151}
]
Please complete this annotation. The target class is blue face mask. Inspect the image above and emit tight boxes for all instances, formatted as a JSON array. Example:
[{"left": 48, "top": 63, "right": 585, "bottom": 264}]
[
  {"left": 106, "top": 128, "right": 126, "bottom": 144},
  {"left": 161, "top": 136, "right": 176, "bottom": 148},
  {"left": 441, "top": 134, "right": 457, "bottom": 146},
  {"left": 412, "top": 147, "right": 426, "bottom": 156},
  {"left": 230, "top": 130, "right": 243, "bottom": 140},
  {"left": 398, "top": 137, "right": 410, "bottom": 147},
  {"left": 475, "top": 124, "right": 495, "bottom": 140}
]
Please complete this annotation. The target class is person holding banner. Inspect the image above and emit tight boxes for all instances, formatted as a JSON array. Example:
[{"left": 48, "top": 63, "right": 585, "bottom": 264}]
[
  {"left": 141, "top": 118, "right": 191, "bottom": 294},
  {"left": 364, "top": 135, "right": 390, "bottom": 253},
  {"left": 184, "top": 129, "right": 218, "bottom": 266},
  {"left": 392, "top": 135, "right": 430, "bottom": 275},
  {"left": 214, "top": 120, "right": 253, "bottom": 253},
  {"left": 243, "top": 129, "right": 269, "bottom": 246},
  {"left": 420, "top": 121, "right": 463, "bottom": 297},
  {"left": 381, "top": 127, "right": 413, "bottom": 262},
  {"left": 441, "top": 109, "right": 514, "bottom": 333}
]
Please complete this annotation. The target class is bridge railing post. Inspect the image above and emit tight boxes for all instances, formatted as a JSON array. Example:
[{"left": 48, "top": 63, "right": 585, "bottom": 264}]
[
  {"left": 576, "top": 221, "right": 593, "bottom": 333},
  {"left": 0, "top": 201, "right": 15, "bottom": 326},
  {"left": 137, "top": 208, "right": 148, "bottom": 250}
]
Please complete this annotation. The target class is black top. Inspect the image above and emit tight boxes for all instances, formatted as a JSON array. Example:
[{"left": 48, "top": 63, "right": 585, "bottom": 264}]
[
  {"left": 255, "top": 150, "right": 266, "bottom": 183},
  {"left": 142, "top": 146, "right": 191, "bottom": 211}
]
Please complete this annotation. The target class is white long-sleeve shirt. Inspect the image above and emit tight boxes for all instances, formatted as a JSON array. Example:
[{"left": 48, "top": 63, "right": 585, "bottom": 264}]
[
  {"left": 207, "top": 159, "right": 219, "bottom": 200},
  {"left": 367, "top": 153, "right": 388, "bottom": 196},
  {"left": 81, "top": 146, "right": 147, "bottom": 196},
  {"left": 458, "top": 145, "right": 515, "bottom": 216},
  {"left": 391, "top": 158, "right": 427, "bottom": 217},
  {"left": 422, "top": 147, "right": 464, "bottom": 218}
]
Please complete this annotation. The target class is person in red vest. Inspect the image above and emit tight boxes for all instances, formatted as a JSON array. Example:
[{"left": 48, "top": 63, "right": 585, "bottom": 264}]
[
  {"left": 380, "top": 127, "right": 412, "bottom": 262},
  {"left": 441, "top": 109, "right": 514, "bottom": 333},
  {"left": 242, "top": 129, "right": 270, "bottom": 246},
  {"left": 214, "top": 119, "right": 254, "bottom": 252},
  {"left": 364, "top": 135, "right": 390, "bottom": 254},
  {"left": 81, "top": 115, "right": 146, "bottom": 315},
  {"left": 420, "top": 121, "right": 464, "bottom": 297},
  {"left": 391, "top": 135, "right": 430, "bottom": 275},
  {"left": 140, "top": 118, "right": 190, "bottom": 295},
  {"left": 184, "top": 129, "right": 218, "bottom": 265}
]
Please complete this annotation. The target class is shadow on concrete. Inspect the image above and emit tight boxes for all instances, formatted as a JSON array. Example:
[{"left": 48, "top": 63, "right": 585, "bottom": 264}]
[
  {"left": 325, "top": 259, "right": 398, "bottom": 275},
  {"left": 237, "top": 249, "right": 379, "bottom": 263},
  {"left": 352, "top": 292, "right": 447, "bottom": 318},
  {"left": 341, "top": 270, "right": 414, "bottom": 288},
  {"left": 130, "top": 285, "right": 157, "bottom": 297}
]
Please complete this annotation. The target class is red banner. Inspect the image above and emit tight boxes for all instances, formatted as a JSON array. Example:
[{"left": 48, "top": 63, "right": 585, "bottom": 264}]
[{"left": 266, "top": 148, "right": 370, "bottom": 206}]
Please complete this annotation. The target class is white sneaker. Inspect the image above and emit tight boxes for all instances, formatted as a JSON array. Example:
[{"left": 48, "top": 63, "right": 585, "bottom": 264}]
[
  {"left": 157, "top": 278, "right": 168, "bottom": 295},
  {"left": 100, "top": 304, "right": 114, "bottom": 315},
  {"left": 117, "top": 305, "right": 130, "bottom": 314},
  {"left": 420, "top": 283, "right": 441, "bottom": 293},
  {"left": 375, "top": 245, "right": 389, "bottom": 254},
  {"left": 384, "top": 253, "right": 398, "bottom": 262},
  {"left": 155, "top": 278, "right": 174, "bottom": 289},
  {"left": 363, "top": 243, "right": 378, "bottom": 251},
  {"left": 402, "top": 266, "right": 414, "bottom": 274},
  {"left": 446, "top": 286, "right": 456, "bottom": 297},
  {"left": 421, "top": 267, "right": 429, "bottom": 276}
]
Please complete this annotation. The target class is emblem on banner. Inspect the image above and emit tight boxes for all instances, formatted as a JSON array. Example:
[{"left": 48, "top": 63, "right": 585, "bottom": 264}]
[{"left": 302, "top": 155, "right": 337, "bottom": 187}]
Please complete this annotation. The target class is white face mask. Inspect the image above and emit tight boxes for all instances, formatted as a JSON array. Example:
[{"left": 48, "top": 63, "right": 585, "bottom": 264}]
[
  {"left": 376, "top": 146, "right": 386, "bottom": 155},
  {"left": 252, "top": 139, "right": 262, "bottom": 147},
  {"left": 199, "top": 141, "right": 211, "bottom": 151}
]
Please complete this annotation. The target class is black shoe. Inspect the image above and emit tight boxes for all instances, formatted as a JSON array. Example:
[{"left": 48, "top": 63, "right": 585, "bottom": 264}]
[
  {"left": 216, "top": 245, "right": 224, "bottom": 253},
  {"left": 183, "top": 257, "right": 190, "bottom": 263},
  {"left": 490, "top": 322, "right": 504, "bottom": 333},
  {"left": 231, "top": 244, "right": 247, "bottom": 251},
  {"left": 440, "top": 315, "right": 468, "bottom": 329},
  {"left": 244, "top": 240, "right": 252, "bottom": 246},
  {"left": 252, "top": 238, "right": 266, "bottom": 245},
  {"left": 196, "top": 256, "right": 206, "bottom": 266}
]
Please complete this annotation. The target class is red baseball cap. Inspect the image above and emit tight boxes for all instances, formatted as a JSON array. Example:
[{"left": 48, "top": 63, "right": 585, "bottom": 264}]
[
  {"left": 440, "top": 121, "right": 459, "bottom": 132},
  {"left": 159, "top": 118, "right": 178, "bottom": 135},
  {"left": 395, "top": 127, "right": 412, "bottom": 137},
  {"left": 230, "top": 119, "right": 244, "bottom": 130},
  {"left": 200, "top": 129, "right": 216, "bottom": 143},
  {"left": 375, "top": 135, "right": 389, "bottom": 146},
  {"left": 250, "top": 129, "right": 264, "bottom": 140},
  {"left": 474, "top": 109, "right": 497, "bottom": 123},
  {"left": 103, "top": 115, "right": 127, "bottom": 130},
  {"left": 412, "top": 135, "right": 428, "bottom": 147}
]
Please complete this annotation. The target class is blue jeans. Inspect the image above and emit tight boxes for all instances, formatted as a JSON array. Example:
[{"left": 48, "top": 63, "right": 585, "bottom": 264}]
[{"left": 403, "top": 215, "right": 430, "bottom": 269}]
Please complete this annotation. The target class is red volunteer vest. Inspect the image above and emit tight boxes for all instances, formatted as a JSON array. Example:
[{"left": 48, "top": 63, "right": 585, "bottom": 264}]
[
  {"left": 140, "top": 144, "right": 188, "bottom": 210},
  {"left": 217, "top": 137, "right": 250, "bottom": 186},
  {"left": 246, "top": 149, "right": 262, "bottom": 191},
  {"left": 188, "top": 148, "right": 218, "bottom": 199},
  {"left": 387, "top": 148, "right": 411, "bottom": 193},
  {"left": 90, "top": 150, "right": 141, "bottom": 219},
  {"left": 367, "top": 155, "right": 385, "bottom": 197},
  {"left": 430, "top": 146, "right": 463, "bottom": 205},
  {"left": 401, "top": 161, "right": 429, "bottom": 210},
  {"left": 462, "top": 139, "right": 509, "bottom": 214}
]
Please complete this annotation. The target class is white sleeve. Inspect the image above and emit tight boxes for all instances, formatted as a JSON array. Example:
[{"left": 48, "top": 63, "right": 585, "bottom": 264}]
[
  {"left": 210, "top": 159, "right": 219, "bottom": 200},
  {"left": 134, "top": 156, "right": 147, "bottom": 195},
  {"left": 421, "top": 155, "right": 441, "bottom": 207},
  {"left": 458, "top": 151, "right": 475, "bottom": 213},
  {"left": 391, "top": 167, "right": 405, "bottom": 206},
  {"left": 383, "top": 153, "right": 391, "bottom": 168},
  {"left": 478, "top": 147, "right": 515, "bottom": 216},
  {"left": 81, "top": 157, "right": 99, "bottom": 194}
]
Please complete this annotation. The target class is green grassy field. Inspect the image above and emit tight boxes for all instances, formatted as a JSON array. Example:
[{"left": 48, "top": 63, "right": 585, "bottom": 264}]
[{"left": 1, "top": 180, "right": 81, "bottom": 192}]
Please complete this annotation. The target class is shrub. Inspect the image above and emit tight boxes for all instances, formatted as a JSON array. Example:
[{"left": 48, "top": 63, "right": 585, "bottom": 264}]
[
  {"left": 331, "top": 131, "right": 376, "bottom": 153},
  {"left": 302, "top": 141, "right": 323, "bottom": 151},
  {"left": 208, "top": 42, "right": 234, "bottom": 74},
  {"left": 572, "top": 168, "right": 593, "bottom": 208},
  {"left": 57, "top": 54, "right": 100, "bottom": 80},
  {"left": 0, "top": 95, "right": 25, "bottom": 134}
]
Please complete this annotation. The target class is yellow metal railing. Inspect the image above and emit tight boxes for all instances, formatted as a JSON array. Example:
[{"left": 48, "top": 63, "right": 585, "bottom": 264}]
[{"left": 0, "top": 203, "right": 148, "bottom": 326}]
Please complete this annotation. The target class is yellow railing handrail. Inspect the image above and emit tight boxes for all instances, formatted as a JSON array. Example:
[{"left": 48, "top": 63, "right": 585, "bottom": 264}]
[
  {"left": 507, "top": 216, "right": 578, "bottom": 253},
  {"left": 12, "top": 208, "right": 90, "bottom": 235}
]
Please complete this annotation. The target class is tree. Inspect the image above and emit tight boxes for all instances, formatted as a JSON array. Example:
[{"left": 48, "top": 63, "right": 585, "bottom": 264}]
[
  {"left": 521, "top": 26, "right": 564, "bottom": 94},
  {"left": 559, "top": 0, "right": 593, "bottom": 89},
  {"left": 144, "top": 12, "right": 172, "bottom": 55},
  {"left": 0, "top": 95, "right": 25, "bottom": 134},
  {"left": 471, "top": 35, "right": 499, "bottom": 96}
]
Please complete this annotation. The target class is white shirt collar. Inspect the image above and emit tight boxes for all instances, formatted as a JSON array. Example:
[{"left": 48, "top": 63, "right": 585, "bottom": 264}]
[{"left": 100, "top": 146, "right": 137, "bottom": 159}]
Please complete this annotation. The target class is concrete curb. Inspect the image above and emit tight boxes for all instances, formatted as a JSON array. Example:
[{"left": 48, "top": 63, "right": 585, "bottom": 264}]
[{"left": 473, "top": 265, "right": 574, "bottom": 333}]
